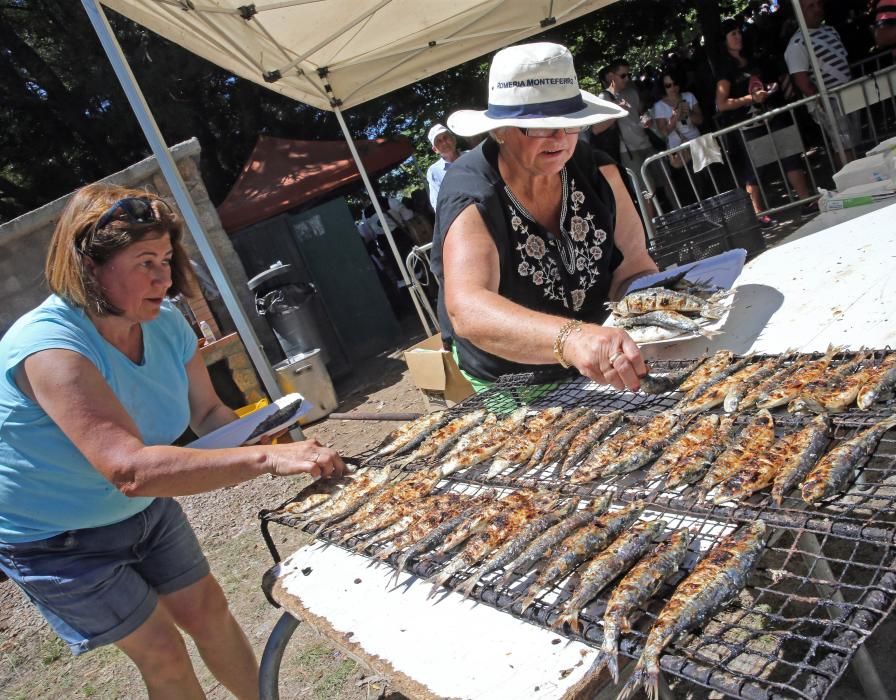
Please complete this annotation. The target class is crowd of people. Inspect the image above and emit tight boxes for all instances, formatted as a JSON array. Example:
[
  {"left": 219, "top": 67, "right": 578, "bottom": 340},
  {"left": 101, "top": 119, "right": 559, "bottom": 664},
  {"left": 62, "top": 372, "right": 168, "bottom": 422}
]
[{"left": 426, "top": 0, "right": 892, "bottom": 227}]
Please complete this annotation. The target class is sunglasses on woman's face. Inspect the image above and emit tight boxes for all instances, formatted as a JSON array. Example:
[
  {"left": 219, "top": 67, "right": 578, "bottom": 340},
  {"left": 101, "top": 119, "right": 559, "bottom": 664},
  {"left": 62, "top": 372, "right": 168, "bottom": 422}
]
[
  {"left": 95, "top": 197, "right": 170, "bottom": 231},
  {"left": 519, "top": 126, "right": 587, "bottom": 138},
  {"left": 664, "top": 81, "right": 677, "bottom": 88}
]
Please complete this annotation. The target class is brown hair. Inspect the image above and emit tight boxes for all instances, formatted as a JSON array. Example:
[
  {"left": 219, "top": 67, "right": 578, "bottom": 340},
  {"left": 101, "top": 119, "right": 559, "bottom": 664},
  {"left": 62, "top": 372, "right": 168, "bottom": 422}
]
[{"left": 45, "top": 183, "right": 195, "bottom": 315}]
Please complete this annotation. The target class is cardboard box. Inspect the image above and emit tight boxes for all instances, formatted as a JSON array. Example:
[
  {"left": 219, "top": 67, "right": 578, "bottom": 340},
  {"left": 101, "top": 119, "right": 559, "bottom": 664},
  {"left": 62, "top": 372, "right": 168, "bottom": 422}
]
[{"left": 403, "top": 334, "right": 474, "bottom": 411}]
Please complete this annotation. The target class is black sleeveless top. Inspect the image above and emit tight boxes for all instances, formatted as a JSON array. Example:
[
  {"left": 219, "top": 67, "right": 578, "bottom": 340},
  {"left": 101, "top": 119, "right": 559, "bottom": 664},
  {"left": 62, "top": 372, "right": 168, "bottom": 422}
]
[{"left": 431, "top": 139, "right": 623, "bottom": 382}]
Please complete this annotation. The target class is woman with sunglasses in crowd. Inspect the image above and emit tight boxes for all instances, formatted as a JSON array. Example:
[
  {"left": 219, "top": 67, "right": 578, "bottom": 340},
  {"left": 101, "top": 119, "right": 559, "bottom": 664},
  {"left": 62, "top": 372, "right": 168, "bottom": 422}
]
[
  {"left": 431, "top": 43, "right": 659, "bottom": 394},
  {"left": 0, "top": 183, "right": 345, "bottom": 699}
]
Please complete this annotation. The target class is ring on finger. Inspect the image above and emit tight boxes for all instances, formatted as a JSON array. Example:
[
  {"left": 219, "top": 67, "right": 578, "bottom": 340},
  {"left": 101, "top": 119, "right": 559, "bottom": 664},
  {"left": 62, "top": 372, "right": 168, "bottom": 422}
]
[
  {"left": 608, "top": 351, "right": 623, "bottom": 364},
  {"left": 311, "top": 451, "right": 320, "bottom": 463}
]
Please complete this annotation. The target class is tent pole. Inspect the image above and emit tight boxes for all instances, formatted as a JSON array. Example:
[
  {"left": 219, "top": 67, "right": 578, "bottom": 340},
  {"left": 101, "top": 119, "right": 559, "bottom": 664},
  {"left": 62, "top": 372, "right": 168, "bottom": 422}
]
[
  {"left": 332, "top": 107, "right": 433, "bottom": 337},
  {"left": 80, "top": 0, "right": 302, "bottom": 436},
  {"left": 790, "top": 0, "right": 848, "bottom": 165}
]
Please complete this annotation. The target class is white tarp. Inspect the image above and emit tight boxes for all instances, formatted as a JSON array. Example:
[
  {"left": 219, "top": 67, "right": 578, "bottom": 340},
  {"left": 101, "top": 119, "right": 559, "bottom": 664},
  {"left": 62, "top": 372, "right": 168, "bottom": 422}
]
[{"left": 99, "top": 0, "right": 620, "bottom": 112}]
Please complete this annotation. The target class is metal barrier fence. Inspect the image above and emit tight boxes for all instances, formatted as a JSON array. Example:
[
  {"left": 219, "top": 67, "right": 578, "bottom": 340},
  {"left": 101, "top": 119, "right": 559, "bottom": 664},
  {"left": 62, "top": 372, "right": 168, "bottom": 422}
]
[{"left": 639, "top": 62, "right": 896, "bottom": 232}]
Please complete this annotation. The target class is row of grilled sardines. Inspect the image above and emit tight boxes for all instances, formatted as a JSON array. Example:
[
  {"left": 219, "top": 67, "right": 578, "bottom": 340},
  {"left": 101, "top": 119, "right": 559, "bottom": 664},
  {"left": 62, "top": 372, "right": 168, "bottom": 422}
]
[
  {"left": 360, "top": 391, "right": 896, "bottom": 506},
  {"left": 277, "top": 480, "right": 766, "bottom": 700},
  {"left": 649, "top": 347, "right": 896, "bottom": 414}
]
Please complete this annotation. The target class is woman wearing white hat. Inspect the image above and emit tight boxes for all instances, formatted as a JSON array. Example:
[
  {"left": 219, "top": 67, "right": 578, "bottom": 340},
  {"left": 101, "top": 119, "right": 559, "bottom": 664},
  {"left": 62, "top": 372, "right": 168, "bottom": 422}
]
[{"left": 431, "top": 42, "right": 658, "bottom": 392}]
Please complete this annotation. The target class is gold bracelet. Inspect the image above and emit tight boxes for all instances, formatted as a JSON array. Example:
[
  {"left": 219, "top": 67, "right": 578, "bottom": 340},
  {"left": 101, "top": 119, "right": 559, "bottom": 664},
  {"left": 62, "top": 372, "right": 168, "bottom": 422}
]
[{"left": 553, "top": 319, "right": 583, "bottom": 369}]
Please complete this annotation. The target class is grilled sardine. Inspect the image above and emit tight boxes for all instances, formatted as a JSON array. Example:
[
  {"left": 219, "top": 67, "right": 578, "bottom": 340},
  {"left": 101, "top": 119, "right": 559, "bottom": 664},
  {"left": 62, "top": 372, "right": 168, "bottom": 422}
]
[
  {"left": 486, "top": 407, "right": 563, "bottom": 478},
  {"left": 617, "top": 521, "right": 767, "bottom": 700},
  {"left": 801, "top": 415, "right": 896, "bottom": 504},
  {"left": 553, "top": 519, "right": 666, "bottom": 633}
]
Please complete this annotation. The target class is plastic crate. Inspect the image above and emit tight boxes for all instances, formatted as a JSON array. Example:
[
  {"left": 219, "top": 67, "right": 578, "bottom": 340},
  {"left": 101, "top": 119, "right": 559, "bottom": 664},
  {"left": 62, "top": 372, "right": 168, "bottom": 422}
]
[{"left": 649, "top": 189, "right": 765, "bottom": 269}]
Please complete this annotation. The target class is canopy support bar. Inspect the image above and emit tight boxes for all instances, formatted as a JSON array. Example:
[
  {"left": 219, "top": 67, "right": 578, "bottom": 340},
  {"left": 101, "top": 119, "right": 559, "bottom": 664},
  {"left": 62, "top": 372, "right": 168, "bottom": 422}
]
[
  {"left": 790, "top": 0, "right": 848, "bottom": 165},
  {"left": 81, "top": 0, "right": 304, "bottom": 437},
  {"left": 332, "top": 106, "right": 433, "bottom": 337}
]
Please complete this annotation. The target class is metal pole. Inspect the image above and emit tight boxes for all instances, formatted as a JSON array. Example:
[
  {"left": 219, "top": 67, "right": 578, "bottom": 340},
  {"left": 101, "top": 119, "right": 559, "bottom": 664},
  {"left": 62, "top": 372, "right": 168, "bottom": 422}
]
[
  {"left": 80, "top": 0, "right": 302, "bottom": 436},
  {"left": 790, "top": 0, "right": 849, "bottom": 164},
  {"left": 332, "top": 107, "right": 433, "bottom": 336}
]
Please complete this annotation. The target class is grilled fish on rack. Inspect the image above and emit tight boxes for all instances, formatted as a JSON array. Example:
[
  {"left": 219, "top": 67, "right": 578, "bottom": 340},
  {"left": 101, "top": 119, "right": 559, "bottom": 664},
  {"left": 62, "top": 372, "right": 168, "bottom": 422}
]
[
  {"left": 559, "top": 410, "right": 625, "bottom": 476},
  {"left": 455, "top": 498, "right": 579, "bottom": 600},
  {"left": 520, "top": 407, "right": 590, "bottom": 475},
  {"left": 330, "top": 470, "right": 441, "bottom": 539},
  {"left": 724, "top": 352, "right": 794, "bottom": 413},
  {"left": 678, "top": 350, "right": 735, "bottom": 394},
  {"left": 440, "top": 407, "right": 528, "bottom": 476},
  {"left": 789, "top": 351, "right": 874, "bottom": 414},
  {"left": 357, "top": 492, "right": 465, "bottom": 553},
  {"left": 426, "top": 492, "right": 557, "bottom": 598},
  {"left": 364, "top": 411, "right": 450, "bottom": 464},
  {"left": 770, "top": 415, "right": 831, "bottom": 505},
  {"left": 300, "top": 468, "right": 393, "bottom": 531},
  {"left": 592, "top": 529, "right": 691, "bottom": 684},
  {"left": 608, "top": 287, "right": 728, "bottom": 319},
  {"left": 698, "top": 410, "right": 775, "bottom": 497},
  {"left": 572, "top": 413, "right": 682, "bottom": 483},
  {"left": 391, "top": 496, "right": 494, "bottom": 582},
  {"left": 280, "top": 475, "right": 353, "bottom": 517},
  {"left": 664, "top": 416, "right": 737, "bottom": 489},
  {"left": 376, "top": 494, "right": 471, "bottom": 561},
  {"left": 515, "top": 501, "right": 646, "bottom": 613},
  {"left": 486, "top": 407, "right": 563, "bottom": 478},
  {"left": 754, "top": 346, "right": 840, "bottom": 410},
  {"left": 532, "top": 408, "right": 600, "bottom": 470},
  {"left": 676, "top": 354, "right": 753, "bottom": 411},
  {"left": 679, "top": 356, "right": 780, "bottom": 414},
  {"left": 396, "top": 409, "right": 487, "bottom": 467},
  {"left": 434, "top": 489, "right": 545, "bottom": 556},
  {"left": 801, "top": 415, "right": 896, "bottom": 504},
  {"left": 645, "top": 414, "right": 719, "bottom": 483},
  {"left": 553, "top": 519, "right": 666, "bottom": 633},
  {"left": 618, "top": 521, "right": 767, "bottom": 700},
  {"left": 857, "top": 353, "right": 896, "bottom": 409},
  {"left": 495, "top": 495, "right": 612, "bottom": 588},
  {"left": 711, "top": 416, "right": 830, "bottom": 505},
  {"left": 639, "top": 365, "right": 698, "bottom": 394}
]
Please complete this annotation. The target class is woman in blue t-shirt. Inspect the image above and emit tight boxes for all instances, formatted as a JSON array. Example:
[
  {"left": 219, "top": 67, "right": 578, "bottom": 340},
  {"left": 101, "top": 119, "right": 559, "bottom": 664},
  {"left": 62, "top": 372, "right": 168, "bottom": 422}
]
[{"left": 0, "top": 183, "right": 345, "bottom": 698}]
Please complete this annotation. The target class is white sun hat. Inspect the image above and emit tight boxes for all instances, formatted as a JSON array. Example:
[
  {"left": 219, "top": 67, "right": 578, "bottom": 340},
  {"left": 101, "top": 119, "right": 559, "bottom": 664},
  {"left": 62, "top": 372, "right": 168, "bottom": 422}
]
[
  {"left": 427, "top": 123, "right": 451, "bottom": 146},
  {"left": 447, "top": 42, "right": 627, "bottom": 137}
]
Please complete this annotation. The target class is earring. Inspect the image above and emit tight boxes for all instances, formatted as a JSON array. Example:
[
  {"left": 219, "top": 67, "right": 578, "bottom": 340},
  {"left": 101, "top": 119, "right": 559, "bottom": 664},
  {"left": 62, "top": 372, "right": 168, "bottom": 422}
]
[{"left": 496, "top": 138, "right": 505, "bottom": 145}]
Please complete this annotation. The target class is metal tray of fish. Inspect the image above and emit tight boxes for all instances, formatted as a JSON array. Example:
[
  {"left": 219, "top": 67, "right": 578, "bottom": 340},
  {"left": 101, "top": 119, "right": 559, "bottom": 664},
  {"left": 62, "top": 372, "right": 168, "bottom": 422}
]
[{"left": 259, "top": 472, "right": 896, "bottom": 700}]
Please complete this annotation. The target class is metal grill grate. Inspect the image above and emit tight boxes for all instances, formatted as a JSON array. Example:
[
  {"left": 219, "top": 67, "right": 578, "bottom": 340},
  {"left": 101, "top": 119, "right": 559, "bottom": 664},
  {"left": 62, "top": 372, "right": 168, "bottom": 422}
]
[{"left": 260, "top": 352, "right": 896, "bottom": 700}]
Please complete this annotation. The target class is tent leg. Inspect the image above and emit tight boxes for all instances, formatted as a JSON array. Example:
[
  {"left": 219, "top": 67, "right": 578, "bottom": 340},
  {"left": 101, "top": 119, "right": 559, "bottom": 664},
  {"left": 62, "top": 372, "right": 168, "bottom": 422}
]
[
  {"left": 80, "top": 0, "right": 303, "bottom": 437},
  {"left": 333, "top": 107, "right": 433, "bottom": 338},
  {"left": 790, "top": 0, "right": 848, "bottom": 165}
]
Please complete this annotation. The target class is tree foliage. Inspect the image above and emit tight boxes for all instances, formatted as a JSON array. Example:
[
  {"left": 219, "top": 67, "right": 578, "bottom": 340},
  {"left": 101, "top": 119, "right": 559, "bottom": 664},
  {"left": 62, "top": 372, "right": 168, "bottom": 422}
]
[{"left": 0, "top": 0, "right": 870, "bottom": 222}]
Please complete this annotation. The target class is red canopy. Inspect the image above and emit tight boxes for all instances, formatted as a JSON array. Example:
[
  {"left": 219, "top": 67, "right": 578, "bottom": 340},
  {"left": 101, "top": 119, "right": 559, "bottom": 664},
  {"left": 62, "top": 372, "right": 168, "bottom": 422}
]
[{"left": 217, "top": 135, "right": 414, "bottom": 233}]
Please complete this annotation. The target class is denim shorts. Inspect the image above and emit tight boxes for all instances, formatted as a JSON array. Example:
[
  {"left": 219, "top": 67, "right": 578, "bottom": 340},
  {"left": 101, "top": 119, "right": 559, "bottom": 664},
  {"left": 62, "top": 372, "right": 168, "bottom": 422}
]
[{"left": 0, "top": 498, "right": 209, "bottom": 655}]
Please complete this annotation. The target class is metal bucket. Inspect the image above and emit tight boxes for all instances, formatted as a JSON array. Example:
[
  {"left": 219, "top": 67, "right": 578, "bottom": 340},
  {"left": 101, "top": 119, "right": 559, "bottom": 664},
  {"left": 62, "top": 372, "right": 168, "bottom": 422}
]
[{"left": 272, "top": 349, "right": 338, "bottom": 424}]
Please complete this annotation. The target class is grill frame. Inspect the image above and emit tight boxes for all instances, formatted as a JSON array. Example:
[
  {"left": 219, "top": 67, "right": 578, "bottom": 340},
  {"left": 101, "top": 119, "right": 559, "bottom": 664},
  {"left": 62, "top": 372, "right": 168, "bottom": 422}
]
[{"left": 260, "top": 352, "right": 896, "bottom": 699}]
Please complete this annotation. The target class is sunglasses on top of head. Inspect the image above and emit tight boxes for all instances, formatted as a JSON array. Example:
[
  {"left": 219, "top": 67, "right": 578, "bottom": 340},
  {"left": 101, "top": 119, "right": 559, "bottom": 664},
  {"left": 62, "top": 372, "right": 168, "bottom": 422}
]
[
  {"left": 94, "top": 196, "right": 171, "bottom": 232},
  {"left": 518, "top": 126, "right": 587, "bottom": 138}
]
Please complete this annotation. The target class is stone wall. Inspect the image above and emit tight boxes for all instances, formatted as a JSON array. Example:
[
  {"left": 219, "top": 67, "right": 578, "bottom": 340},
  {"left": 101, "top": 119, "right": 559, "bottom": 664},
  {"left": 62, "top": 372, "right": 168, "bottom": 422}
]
[{"left": 0, "top": 139, "right": 275, "bottom": 352}]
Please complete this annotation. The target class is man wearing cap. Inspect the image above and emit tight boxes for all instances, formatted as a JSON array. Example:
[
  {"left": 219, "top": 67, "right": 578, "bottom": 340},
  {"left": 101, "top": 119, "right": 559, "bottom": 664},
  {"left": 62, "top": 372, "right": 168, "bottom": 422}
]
[
  {"left": 426, "top": 124, "right": 462, "bottom": 211},
  {"left": 431, "top": 42, "right": 657, "bottom": 395}
]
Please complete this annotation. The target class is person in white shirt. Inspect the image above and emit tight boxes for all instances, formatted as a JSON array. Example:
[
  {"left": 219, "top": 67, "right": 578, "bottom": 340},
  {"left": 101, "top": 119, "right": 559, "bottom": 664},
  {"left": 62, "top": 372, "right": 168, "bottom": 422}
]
[
  {"left": 425, "top": 124, "right": 461, "bottom": 211},
  {"left": 784, "top": 0, "right": 857, "bottom": 163},
  {"left": 653, "top": 70, "right": 703, "bottom": 149}
]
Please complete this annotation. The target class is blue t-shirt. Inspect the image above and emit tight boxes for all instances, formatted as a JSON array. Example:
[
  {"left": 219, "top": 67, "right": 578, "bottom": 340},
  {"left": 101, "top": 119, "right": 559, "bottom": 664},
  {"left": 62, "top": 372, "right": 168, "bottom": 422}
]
[{"left": 0, "top": 295, "right": 197, "bottom": 543}]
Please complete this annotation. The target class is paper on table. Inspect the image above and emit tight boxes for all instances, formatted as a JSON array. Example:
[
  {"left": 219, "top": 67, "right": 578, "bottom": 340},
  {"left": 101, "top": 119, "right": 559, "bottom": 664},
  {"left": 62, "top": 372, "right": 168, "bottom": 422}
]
[
  {"left": 629, "top": 248, "right": 747, "bottom": 293},
  {"left": 187, "top": 393, "right": 312, "bottom": 449}
]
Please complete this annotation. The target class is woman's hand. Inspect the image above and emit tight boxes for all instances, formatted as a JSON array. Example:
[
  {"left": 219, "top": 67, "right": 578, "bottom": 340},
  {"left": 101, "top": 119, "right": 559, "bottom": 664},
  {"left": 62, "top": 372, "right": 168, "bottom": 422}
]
[
  {"left": 751, "top": 88, "right": 768, "bottom": 105},
  {"left": 267, "top": 439, "right": 346, "bottom": 479},
  {"left": 563, "top": 324, "right": 647, "bottom": 391}
]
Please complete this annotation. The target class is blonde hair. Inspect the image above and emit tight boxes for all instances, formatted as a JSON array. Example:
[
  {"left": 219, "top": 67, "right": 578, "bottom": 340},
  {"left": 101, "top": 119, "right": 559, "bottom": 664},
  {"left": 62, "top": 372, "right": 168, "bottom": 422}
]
[{"left": 45, "top": 183, "right": 195, "bottom": 315}]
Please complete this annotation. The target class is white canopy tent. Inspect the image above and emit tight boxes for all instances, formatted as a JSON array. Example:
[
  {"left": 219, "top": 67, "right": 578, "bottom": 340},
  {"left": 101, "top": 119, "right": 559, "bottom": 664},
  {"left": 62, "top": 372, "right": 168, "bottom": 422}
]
[{"left": 81, "top": 0, "right": 840, "bottom": 407}]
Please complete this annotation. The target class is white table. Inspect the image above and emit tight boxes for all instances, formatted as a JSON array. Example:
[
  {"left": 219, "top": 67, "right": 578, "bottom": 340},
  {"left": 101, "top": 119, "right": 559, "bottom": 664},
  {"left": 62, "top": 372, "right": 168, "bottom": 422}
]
[
  {"left": 644, "top": 200, "right": 896, "bottom": 361},
  {"left": 262, "top": 203, "right": 896, "bottom": 700}
]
